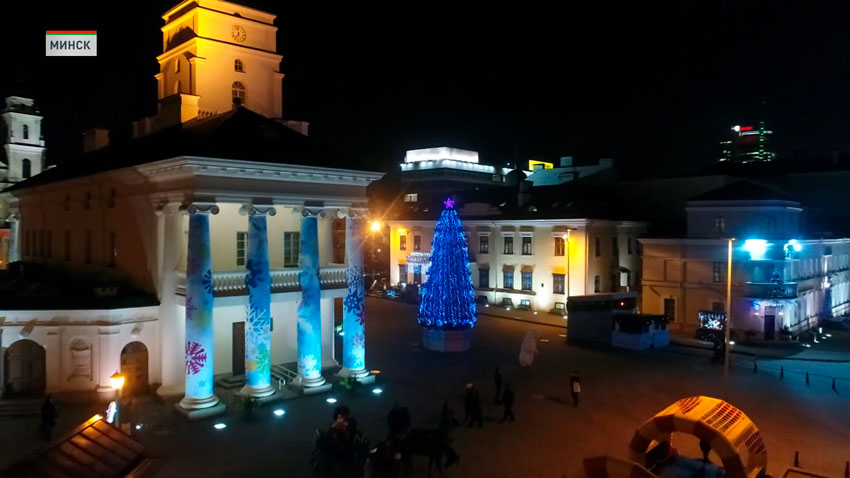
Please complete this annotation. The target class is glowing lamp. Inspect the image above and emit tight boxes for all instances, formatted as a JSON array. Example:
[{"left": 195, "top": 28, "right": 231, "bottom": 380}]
[
  {"left": 326, "top": 397, "right": 338, "bottom": 404},
  {"left": 213, "top": 423, "right": 227, "bottom": 430},
  {"left": 92, "top": 414, "right": 103, "bottom": 422},
  {"left": 370, "top": 370, "right": 381, "bottom": 375},
  {"left": 742, "top": 239, "right": 769, "bottom": 260},
  {"left": 372, "top": 387, "right": 383, "bottom": 395},
  {"left": 273, "top": 409, "right": 286, "bottom": 417},
  {"left": 109, "top": 372, "right": 125, "bottom": 391},
  {"left": 135, "top": 424, "right": 143, "bottom": 430},
  {"left": 370, "top": 220, "right": 381, "bottom": 232}
]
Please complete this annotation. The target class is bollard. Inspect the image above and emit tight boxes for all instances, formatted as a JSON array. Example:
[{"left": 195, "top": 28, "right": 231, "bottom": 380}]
[
  {"left": 833, "top": 378, "right": 838, "bottom": 393},
  {"left": 806, "top": 372, "right": 810, "bottom": 386},
  {"left": 780, "top": 366, "right": 784, "bottom": 379},
  {"left": 794, "top": 451, "right": 800, "bottom": 467},
  {"left": 753, "top": 361, "right": 758, "bottom": 373}
]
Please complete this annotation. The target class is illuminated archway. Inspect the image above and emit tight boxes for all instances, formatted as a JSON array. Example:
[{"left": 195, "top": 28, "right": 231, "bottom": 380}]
[{"left": 627, "top": 396, "right": 767, "bottom": 478}]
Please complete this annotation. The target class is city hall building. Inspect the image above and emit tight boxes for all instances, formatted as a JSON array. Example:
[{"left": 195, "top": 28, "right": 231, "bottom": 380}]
[{"left": 0, "top": 0, "right": 381, "bottom": 411}]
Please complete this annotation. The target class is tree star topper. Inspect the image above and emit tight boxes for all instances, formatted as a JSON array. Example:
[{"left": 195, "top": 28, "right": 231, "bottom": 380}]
[{"left": 443, "top": 197, "right": 455, "bottom": 209}]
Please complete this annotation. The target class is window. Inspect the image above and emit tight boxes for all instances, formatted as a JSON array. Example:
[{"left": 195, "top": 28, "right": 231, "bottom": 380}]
[
  {"left": 174, "top": 59, "right": 180, "bottom": 73},
  {"left": 84, "top": 230, "right": 92, "bottom": 264},
  {"left": 612, "top": 237, "right": 619, "bottom": 257},
  {"left": 398, "top": 264, "right": 408, "bottom": 283},
  {"left": 664, "top": 298, "right": 676, "bottom": 322},
  {"left": 399, "top": 234, "right": 407, "bottom": 251},
  {"left": 594, "top": 236, "right": 601, "bottom": 257},
  {"left": 108, "top": 231, "right": 117, "bottom": 267},
  {"left": 64, "top": 230, "right": 71, "bottom": 261},
  {"left": 236, "top": 231, "right": 247, "bottom": 266},
  {"left": 628, "top": 236, "right": 633, "bottom": 255},
  {"left": 553, "top": 273, "right": 565, "bottom": 294},
  {"left": 283, "top": 232, "right": 300, "bottom": 267},
  {"left": 234, "top": 59, "right": 244, "bottom": 72},
  {"left": 521, "top": 272, "right": 532, "bottom": 291},
  {"left": 766, "top": 216, "right": 776, "bottom": 234},
  {"left": 594, "top": 275, "right": 601, "bottom": 293},
  {"left": 23, "top": 124, "right": 29, "bottom": 140},
  {"left": 713, "top": 262, "right": 723, "bottom": 283},
  {"left": 554, "top": 302, "right": 565, "bottom": 311},
  {"left": 22, "top": 158, "right": 31, "bottom": 179},
  {"left": 504, "top": 236, "right": 514, "bottom": 254},
  {"left": 479, "top": 269, "right": 489, "bottom": 288},
  {"left": 413, "top": 265, "right": 422, "bottom": 284},
  {"left": 521, "top": 236, "right": 533, "bottom": 255},
  {"left": 554, "top": 236, "right": 565, "bottom": 256},
  {"left": 403, "top": 193, "right": 418, "bottom": 203},
  {"left": 503, "top": 271, "right": 514, "bottom": 289},
  {"left": 479, "top": 236, "right": 489, "bottom": 254},
  {"left": 107, "top": 188, "right": 116, "bottom": 208},
  {"left": 413, "top": 235, "right": 421, "bottom": 252},
  {"left": 232, "top": 81, "right": 246, "bottom": 106},
  {"left": 714, "top": 216, "right": 726, "bottom": 234}
]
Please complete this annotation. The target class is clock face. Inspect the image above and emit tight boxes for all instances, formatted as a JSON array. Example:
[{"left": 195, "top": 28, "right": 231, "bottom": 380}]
[{"left": 231, "top": 25, "right": 246, "bottom": 43}]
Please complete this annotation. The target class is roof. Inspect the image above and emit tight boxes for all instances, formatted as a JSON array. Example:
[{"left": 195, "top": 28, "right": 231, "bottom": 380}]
[
  {"left": 687, "top": 181, "right": 798, "bottom": 203},
  {"left": 1, "top": 415, "right": 164, "bottom": 478},
  {"left": 5, "top": 107, "right": 378, "bottom": 193},
  {"left": 699, "top": 152, "right": 850, "bottom": 177}
]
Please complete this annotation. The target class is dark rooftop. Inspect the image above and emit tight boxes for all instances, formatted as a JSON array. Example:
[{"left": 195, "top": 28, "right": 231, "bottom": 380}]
[{"left": 687, "top": 181, "right": 798, "bottom": 203}]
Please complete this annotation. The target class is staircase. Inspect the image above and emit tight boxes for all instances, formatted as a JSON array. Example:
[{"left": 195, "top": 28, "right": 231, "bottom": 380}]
[
  {"left": 271, "top": 363, "right": 298, "bottom": 388},
  {"left": 0, "top": 398, "right": 42, "bottom": 418}
]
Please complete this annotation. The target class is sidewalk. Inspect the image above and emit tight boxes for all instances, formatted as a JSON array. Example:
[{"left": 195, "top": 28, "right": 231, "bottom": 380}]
[{"left": 670, "top": 330, "right": 850, "bottom": 363}]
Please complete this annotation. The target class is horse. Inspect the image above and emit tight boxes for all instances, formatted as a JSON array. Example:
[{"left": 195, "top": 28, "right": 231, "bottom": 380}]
[{"left": 399, "top": 428, "right": 460, "bottom": 477}]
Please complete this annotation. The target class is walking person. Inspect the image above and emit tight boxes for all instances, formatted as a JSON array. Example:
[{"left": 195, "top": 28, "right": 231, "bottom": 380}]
[
  {"left": 500, "top": 383, "right": 515, "bottom": 423},
  {"left": 463, "top": 383, "right": 474, "bottom": 425},
  {"left": 40, "top": 395, "right": 57, "bottom": 441},
  {"left": 466, "top": 384, "right": 483, "bottom": 428},
  {"left": 494, "top": 366, "right": 503, "bottom": 404},
  {"left": 570, "top": 371, "right": 581, "bottom": 407}
]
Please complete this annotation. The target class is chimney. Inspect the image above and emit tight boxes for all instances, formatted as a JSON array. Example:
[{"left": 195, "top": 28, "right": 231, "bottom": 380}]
[
  {"left": 560, "top": 156, "right": 574, "bottom": 167},
  {"left": 82, "top": 128, "right": 109, "bottom": 153},
  {"left": 518, "top": 179, "right": 532, "bottom": 208}
]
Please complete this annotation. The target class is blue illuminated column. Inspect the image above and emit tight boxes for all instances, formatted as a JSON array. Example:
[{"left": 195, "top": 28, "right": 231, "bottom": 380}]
[
  {"left": 240, "top": 205, "right": 276, "bottom": 398},
  {"left": 8, "top": 213, "right": 19, "bottom": 263},
  {"left": 297, "top": 209, "right": 326, "bottom": 387},
  {"left": 341, "top": 215, "right": 368, "bottom": 379},
  {"left": 179, "top": 203, "right": 220, "bottom": 410}
]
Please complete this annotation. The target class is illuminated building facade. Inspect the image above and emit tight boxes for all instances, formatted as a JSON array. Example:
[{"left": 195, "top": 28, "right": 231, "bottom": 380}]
[
  {"left": 640, "top": 182, "right": 850, "bottom": 339},
  {"left": 0, "top": 0, "right": 380, "bottom": 406},
  {"left": 719, "top": 122, "right": 776, "bottom": 163}
]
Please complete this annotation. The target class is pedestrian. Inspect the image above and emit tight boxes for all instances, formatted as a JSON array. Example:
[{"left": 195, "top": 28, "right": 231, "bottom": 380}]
[
  {"left": 463, "top": 383, "right": 474, "bottom": 424},
  {"left": 500, "top": 383, "right": 515, "bottom": 423},
  {"left": 466, "top": 384, "right": 483, "bottom": 428},
  {"left": 387, "top": 402, "right": 404, "bottom": 440},
  {"left": 570, "top": 371, "right": 581, "bottom": 407},
  {"left": 40, "top": 395, "right": 57, "bottom": 441},
  {"left": 493, "top": 366, "right": 503, "bottom": 404},
  {"left": 439, "top": 401, "right": 457, "bottom": 439}
]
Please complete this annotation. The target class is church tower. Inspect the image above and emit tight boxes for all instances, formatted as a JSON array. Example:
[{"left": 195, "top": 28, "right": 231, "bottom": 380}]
[
  {"left": 151, "top": 0, "right": 284, "bottom": 127},
  {"left": 1, "top": 96, "right": 46, "bottom": 186}
]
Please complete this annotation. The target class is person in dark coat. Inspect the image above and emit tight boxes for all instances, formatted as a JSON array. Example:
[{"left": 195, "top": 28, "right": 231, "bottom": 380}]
[
  {"left": 493, "top": 367, "right": 503, "bottom": 404},
  {"left": 466, "top": 385, "right": 483, "bottom": 428},
  {"left": 570, "top": 371, "right": 581, "bottom": 407},
  {"left": 463, "top": 383, "right": 474, "bottom": 424},
  {"left": 40, "top": 395, "right": 57, "bottom": 441},
  {"left": 387, "top": 402, "right": 403, "bottom": 440},
  {"left": 500, "top": 383, "right": 515, "bottom": 423}
]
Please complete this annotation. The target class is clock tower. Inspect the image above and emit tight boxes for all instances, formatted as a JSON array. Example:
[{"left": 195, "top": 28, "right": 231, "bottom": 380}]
[
  {"left": 1, "top": 96, "right": 46, "bottom": 187},
  {"left": 155, "top": 0, "right": 284, "bottom": 121}
]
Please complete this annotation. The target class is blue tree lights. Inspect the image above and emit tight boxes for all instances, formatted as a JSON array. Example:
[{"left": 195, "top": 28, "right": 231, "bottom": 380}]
[{"left": 417, "top": 198, "right": 478, "bottom": 330}]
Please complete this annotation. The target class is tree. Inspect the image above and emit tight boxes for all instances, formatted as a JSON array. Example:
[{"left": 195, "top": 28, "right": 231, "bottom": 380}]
[{"left": 417, "top": 198, "right": 477, "bottom": 330}]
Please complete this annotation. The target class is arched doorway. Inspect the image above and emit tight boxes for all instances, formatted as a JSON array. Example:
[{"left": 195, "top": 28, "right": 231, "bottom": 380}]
[
  {"left": 120, "top": 342, "right": 149, "bottom": 395},
  {"left": 4, "top": 339, "right": 46, "bottom": 397}
]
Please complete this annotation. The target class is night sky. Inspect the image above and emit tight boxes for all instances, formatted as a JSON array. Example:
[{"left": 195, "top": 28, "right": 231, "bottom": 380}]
[{"left": 6, "top": 1, "right": 850, "bottom": 178}]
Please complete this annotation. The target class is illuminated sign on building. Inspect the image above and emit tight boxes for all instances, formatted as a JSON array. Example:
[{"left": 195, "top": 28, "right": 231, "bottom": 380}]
[
  {"left": 404, "top": 147, "right": 479, "bottom": 164},
  {"left": 406, "top": 252, "right": 431, "bottom": 264},
  {"left": 528, "top": 160, "right": 554, "bottom": 171},
  {"left": 45, "top": 31, "right": 98, "bottom": 57}
]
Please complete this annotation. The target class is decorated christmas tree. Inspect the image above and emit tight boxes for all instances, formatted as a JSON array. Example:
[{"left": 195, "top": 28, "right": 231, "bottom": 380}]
[{"left": 418, "top": 198, "right": 477, "bottom": 350}]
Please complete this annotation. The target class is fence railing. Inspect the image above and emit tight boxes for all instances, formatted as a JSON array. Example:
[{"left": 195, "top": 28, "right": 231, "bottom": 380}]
[{"left": 175, "top": 266, "right": 347, "bottom": 296}]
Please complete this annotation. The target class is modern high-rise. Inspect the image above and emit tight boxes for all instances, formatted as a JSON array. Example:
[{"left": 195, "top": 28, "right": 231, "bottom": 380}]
[{"left": 719, "top": 121, "right": 776, "bottom": 163}]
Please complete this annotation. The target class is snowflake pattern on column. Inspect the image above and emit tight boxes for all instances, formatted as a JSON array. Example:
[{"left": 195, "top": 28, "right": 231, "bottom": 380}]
[
  {"left": 297, "top": 215, "right": 323, "bottom": 381},
  {"left": 185, "top": 341, "right": 207, "bottom": 375},
  {"left": 342, "top": 216, "right": 367, "bottom": 371}
]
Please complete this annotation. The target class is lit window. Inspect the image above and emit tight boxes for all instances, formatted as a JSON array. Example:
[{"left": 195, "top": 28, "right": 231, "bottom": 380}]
[
  {"left": 284, "top": 231, "right": 300, "bottom": 267},
  {"left": 479, "top": 236, "right": 489, "bottom": 254},
  {"left": 232, "top": 81, "right": 246, "bottom": 106},
  {"left": 521, "top": 236, "right": 533, "bottom": 255},
  {"left": 504, "top": 236, "right": 514, "bottom": 255},
  {"left": 404, "top": 193, "right": 418, "bottom": 203},
  {"left": 399, "top": 234, "right": 407, "bottom": 251},
  {"left": 503, "top": 271, "right": 514, "bottom": 289},
  {"left": 413, "top": 235, "right": 421, "bottom": 252},
  {"left": 553, "top": 274, "right": 565, "bottom": 294},
  {"left": 236, "top": 231, "right": 247, "bottom": 266},
  {"left": 234, "top": 59, "right": 244, "bottom": 72},
  {"left": 521, "top": 272, "right": 532, "bottom": 291},
  {"left": 554, "top": 237, "right": 565, "bottom": 256}
]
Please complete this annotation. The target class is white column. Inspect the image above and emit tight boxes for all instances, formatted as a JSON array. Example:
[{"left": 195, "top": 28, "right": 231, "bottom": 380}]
[
  {"left": 157, "top": 206, "right": 186, "bottom": 397},
  {"left": 8, "top": 213, "right": 19, "bottom": 263},
  {"left": 318, "top": 213, "right": 335, "bottom": 266}
]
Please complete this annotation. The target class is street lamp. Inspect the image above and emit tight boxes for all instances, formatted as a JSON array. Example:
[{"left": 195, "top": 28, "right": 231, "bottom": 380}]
[
  {"left": 370, "top": 220, "right": 381, "bottom": 233},
  {"left": 110, "top": 371, "right": 124, "bottom": 425},
  {"left": 562, "top": 232, "right": 571, "bottom": 317},
  {"left": 724, "top": 238, "right": 735, "bottom": 385}
]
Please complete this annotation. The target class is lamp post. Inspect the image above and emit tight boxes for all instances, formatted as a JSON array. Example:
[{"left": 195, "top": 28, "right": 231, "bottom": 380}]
[
  {"left": 368, "top": 220, "right": 382, "bottom": 291},
  {"left": 724, "top": 238, "right": 735, "bottom": 383},
  {"left": 562, "top": 231, "right": 571, "bottom": 317}
]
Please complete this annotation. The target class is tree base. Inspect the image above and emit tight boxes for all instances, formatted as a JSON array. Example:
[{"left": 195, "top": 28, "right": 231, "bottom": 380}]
[{"left": 422, "top": 327, "right": 472, "bottom": 352}]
